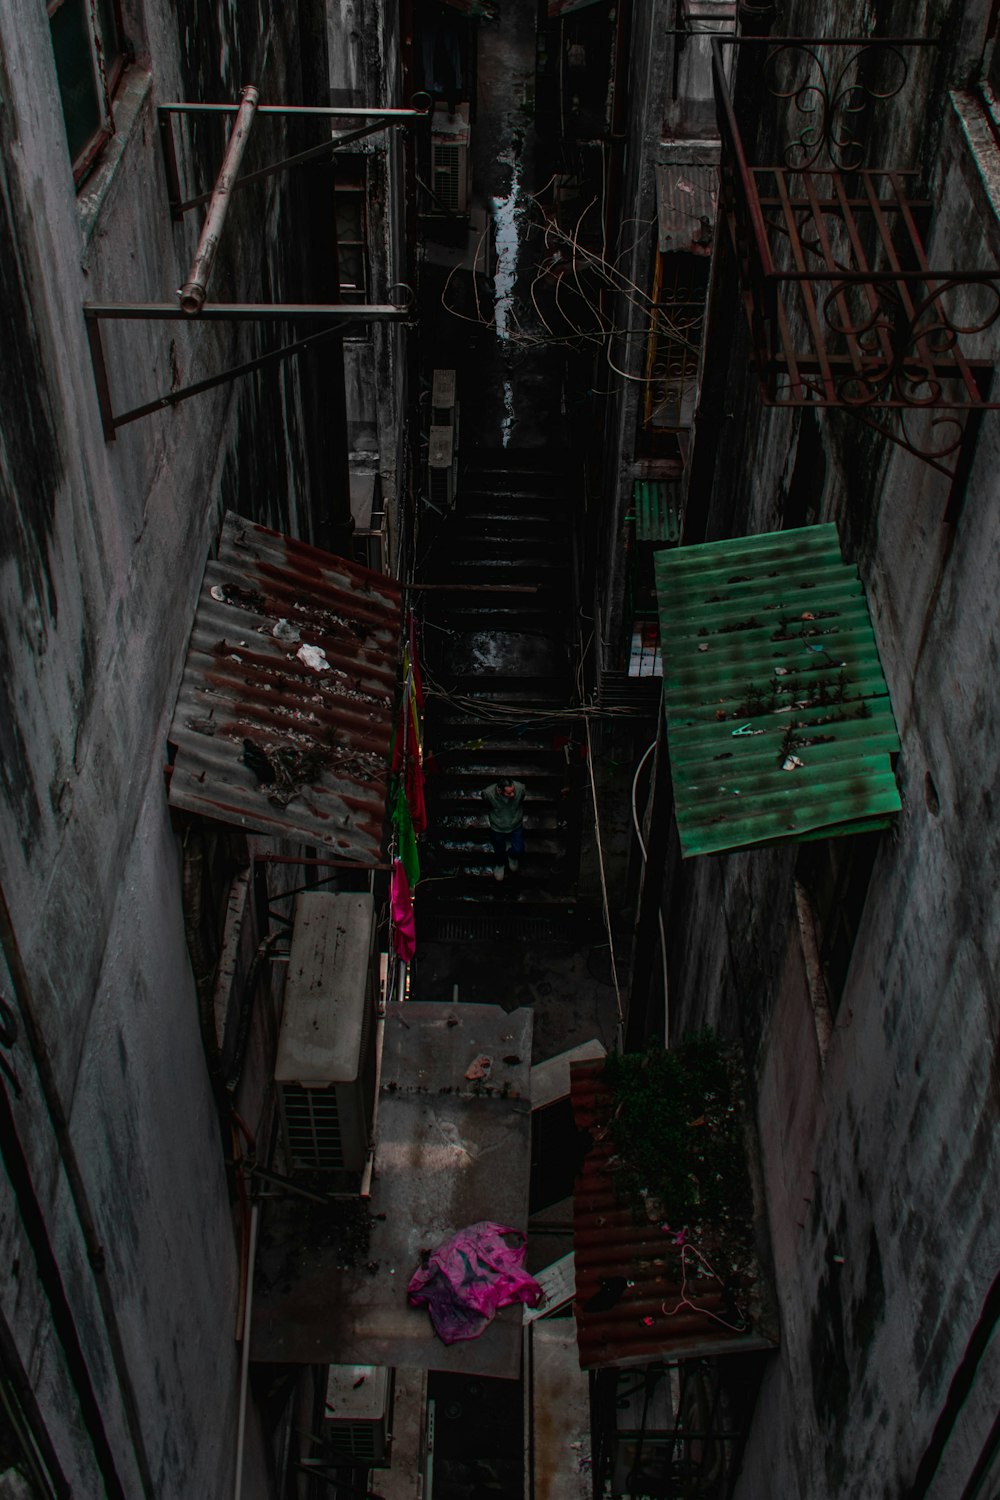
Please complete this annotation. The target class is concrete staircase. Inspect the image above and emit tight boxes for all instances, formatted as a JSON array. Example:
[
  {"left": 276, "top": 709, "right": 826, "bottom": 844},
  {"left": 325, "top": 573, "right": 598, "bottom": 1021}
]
[{"left": 416, "top": 451, "right": 583, "bottom": 937}]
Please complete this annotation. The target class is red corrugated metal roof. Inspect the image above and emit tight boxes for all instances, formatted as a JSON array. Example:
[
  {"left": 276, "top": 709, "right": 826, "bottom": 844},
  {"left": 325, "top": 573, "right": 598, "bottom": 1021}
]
[
  {"left": 167, "top": 511, "right": 402, "bottom": 864},
  {"left": 570, "top": 1058, "right": 775, "bottom": 1370}
]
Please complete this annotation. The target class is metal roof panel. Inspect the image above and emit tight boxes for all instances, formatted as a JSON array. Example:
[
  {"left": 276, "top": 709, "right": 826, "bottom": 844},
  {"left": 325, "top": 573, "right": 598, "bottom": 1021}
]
[
  {"left": 168, "top": 511, "right": 402, "bottom": 863},
  {"left": 570, "top": 1060, "right": 776, "bottom": 1369},
  {"left": 655, "top": 524, "right": 900, "bottom": 856}
]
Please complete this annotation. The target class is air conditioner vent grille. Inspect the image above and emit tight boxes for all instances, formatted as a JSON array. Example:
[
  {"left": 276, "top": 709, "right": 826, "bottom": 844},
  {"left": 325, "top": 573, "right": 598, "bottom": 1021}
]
[
  {"left": 329, "top": 1423, "right": 380, "bottom": 1462},
  {"left": 432, "top": 144, "right": 462, "bottom": 212},
  {"left": 280, "top": 1083, "right": 345, "bottom": 1171}
]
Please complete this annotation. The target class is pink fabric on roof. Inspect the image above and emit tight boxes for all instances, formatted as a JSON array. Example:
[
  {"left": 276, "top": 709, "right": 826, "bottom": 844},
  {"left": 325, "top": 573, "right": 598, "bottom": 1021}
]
[{"left": 407, "top": 1221, "right": 542, "bottom": 1344}]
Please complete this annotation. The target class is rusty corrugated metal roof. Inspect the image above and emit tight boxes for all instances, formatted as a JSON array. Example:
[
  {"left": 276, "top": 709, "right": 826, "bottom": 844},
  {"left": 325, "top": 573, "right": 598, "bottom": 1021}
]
[
  {"left": 570, "top": 1058, "right": 775, "bottom": 1370},
  {"left": 167, "top": 511, "right": 402, "bottom": 863},
  {"left": 655, "top": 164, "right": 718, "bottom": 254},
  {"left": 655, "top": 524, "right": 901, "bottom": 857}
]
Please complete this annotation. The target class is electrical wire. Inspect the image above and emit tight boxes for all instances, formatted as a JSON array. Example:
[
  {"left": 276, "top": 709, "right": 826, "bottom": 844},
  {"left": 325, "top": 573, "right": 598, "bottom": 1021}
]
[
  {"left": 584, "top": 715, "right": 625, "bottom": 1049},
  {"left": 632, "top": 740, "right": 670, "bottom": 1046}
]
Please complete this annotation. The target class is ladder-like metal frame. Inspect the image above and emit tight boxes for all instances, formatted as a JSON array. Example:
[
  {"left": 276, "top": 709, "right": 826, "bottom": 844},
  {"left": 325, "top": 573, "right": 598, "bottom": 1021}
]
[{"left": 84, "top": 93, "right": 429, "bottom": 440}]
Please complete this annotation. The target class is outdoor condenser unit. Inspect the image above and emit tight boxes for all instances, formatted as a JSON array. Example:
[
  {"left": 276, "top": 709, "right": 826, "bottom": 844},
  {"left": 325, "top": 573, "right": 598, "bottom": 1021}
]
[
  {"left": 324, "top": 1365, "right": 394, "bottom": 1467},
  {"left": 428, "top": 421, "right": 456, "bottom": 509},
  {"left": 430, "top": 105, "right": 471, "bottom": 215},
  {"left": 274, "top": 892, "right": 377, "bottom": 1174}
]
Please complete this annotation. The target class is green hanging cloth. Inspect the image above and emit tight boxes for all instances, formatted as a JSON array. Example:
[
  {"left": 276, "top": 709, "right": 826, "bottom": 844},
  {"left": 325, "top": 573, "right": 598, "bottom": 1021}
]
[{"left": 392, "top": 782, "right": 420, "bottom": 889}]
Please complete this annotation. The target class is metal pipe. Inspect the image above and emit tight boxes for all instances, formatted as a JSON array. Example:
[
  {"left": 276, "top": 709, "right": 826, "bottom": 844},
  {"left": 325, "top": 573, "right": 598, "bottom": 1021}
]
[
  {"left": 84, "top": 301, "right": 410, "bottom": 321},
  {"left": 233, "top": 1202, "right": 260, "bottom": 1500},
  {"left": 180, "top": 85, "right": 259, "bottom": 315},
  {"left": 160, "top": 102, "right": 430, "bottom": 118}
]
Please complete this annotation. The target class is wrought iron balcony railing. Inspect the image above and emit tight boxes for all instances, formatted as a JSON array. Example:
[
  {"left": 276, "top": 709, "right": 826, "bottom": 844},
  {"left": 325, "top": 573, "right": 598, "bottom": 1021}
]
[{"left": 712, "top": 35, "right": 1000, "bottom": 500}]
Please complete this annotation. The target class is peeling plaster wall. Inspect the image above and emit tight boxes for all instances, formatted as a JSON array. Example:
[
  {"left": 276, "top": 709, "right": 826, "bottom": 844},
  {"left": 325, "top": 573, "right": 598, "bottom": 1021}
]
[
  {"left": 662, "top": 3, "right": 1000, "bottom": 1496},
  {"left": 0, "top": 0, "right": 330, "bottom": 1491},
  {"left": 329, "top": 0, "right": 410, "bottom": 567}
]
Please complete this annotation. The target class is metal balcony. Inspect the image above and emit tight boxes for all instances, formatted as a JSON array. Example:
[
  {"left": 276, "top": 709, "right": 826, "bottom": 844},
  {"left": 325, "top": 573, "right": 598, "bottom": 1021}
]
[{"left": 712, "top": 36, "right": 1000, "bottom": 499}]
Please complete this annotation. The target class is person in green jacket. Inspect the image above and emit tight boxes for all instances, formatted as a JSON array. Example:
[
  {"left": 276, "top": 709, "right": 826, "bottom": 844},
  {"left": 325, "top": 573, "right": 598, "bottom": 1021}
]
[{"left": 482, "top": 777, "right": 525, "bottom": 882}]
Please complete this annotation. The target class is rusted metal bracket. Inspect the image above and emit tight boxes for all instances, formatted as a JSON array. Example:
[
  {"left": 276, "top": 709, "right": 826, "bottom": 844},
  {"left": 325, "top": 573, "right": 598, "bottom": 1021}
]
[
  {"left": 712, "top": 35, "right": 1000, "bottom": 511},
  {"left": 157, "top": 96, "right": 431, "bottom": 221},
  {"left": 85, "top": 89, "right": 429, "bottom": 441},
  {"left": 83, "top": 304, "right": 411, "bottom": 441}
]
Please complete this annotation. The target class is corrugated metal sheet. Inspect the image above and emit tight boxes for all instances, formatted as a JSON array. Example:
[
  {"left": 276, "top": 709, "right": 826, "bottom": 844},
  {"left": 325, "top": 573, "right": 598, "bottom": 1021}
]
[
  {"left": 571, "top": 1060, "right": 775, "bottom": 1370},
  {"left": 168, "top": 511, "right": 402, "bottom": 863},
  {"left": 655, "top": 523, "right": 901, "bottom": 858},
  {"left": 632, "top": 479, "right": 681, "bottom": 544},
  {"left": 655, "top": 164, "right": 718, "bottom": 254}
]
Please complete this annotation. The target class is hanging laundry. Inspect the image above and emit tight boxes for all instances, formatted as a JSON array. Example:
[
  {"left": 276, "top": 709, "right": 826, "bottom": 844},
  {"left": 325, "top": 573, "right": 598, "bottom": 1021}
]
[
  {"left": 390, "top": 860, "right": 417, "bottom": 962},
  {"left": 392, "top": 784, "right": 420, "bottom": 889},
  {"left": 391, "top": 650, "right": 427, "bottom": 834}
]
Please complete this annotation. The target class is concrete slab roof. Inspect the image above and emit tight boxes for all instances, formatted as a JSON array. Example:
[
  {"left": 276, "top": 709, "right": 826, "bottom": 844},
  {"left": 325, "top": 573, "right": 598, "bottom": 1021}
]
[{"left": 252, "top": 1002, "right": 533, "bottom": 1377}]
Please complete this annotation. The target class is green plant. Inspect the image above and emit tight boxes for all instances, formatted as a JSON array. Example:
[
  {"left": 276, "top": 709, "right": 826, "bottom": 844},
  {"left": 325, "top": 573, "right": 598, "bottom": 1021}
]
[{"left": 602, "top": 1033, "right": 755, "bottom": 1264}]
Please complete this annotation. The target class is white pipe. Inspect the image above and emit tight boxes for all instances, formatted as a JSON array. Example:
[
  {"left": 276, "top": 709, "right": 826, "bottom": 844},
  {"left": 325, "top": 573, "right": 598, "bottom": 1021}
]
[
  {"left": 234, "top": 1202, "right": 260, "bottom": 1500},
  {"left": 631, "top": 740, "right": 670, "bottom": 1047}
]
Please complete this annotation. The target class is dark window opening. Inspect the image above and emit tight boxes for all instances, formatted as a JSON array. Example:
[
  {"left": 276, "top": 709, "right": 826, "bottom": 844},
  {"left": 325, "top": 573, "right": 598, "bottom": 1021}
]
[
  {"left": 643, "top": 251, "right": 710, "bottom": 433},
  {"left": 48, "top": 0, "right": 126, "bottom": 184},
  {"left": 796, "top": 833, "right": 881, "bottom": 1014},
  {"left": 334, "top": 158, "right": 369, "bottom": 302},
  {"left": 784, "top": 408, "right": 827, "bottom": 530}
]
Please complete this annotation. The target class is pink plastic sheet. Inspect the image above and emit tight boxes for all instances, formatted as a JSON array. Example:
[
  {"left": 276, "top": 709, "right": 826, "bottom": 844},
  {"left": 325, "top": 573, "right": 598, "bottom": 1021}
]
[{"left": 407, "top": 1221, "right": 542, "bottom": 1343}]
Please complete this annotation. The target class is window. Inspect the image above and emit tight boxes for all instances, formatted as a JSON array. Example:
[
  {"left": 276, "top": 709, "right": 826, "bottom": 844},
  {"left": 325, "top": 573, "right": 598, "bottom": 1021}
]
[
  {"left": 643, "top": 251, "right": 710, "bottom": 434},
  {"left": 48, "top": 0, "right": 127, "bottom": 184},
  {"left": 334, "top": 158, "right": 369, "bottom": 302},
  {"left": 795, "top": 833, "right": 881, "bottom": 1016}
]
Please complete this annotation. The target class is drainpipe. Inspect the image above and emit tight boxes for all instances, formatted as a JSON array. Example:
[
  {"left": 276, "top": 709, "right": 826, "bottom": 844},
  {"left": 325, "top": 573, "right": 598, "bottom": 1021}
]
[{"left": 0, "top": 883, "right": 156, "bottom": 1497}]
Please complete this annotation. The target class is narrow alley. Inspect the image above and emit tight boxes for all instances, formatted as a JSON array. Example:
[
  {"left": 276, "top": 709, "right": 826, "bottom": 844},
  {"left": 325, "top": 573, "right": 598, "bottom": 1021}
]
[{"left": 2, "top": 2, "right": 1000, "bottom": 1499}]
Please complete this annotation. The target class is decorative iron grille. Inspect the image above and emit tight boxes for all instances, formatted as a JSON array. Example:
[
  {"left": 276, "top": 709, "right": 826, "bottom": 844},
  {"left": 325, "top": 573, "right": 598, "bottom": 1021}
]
[{"left": 711, "top": 35, "right": 1000, "bottom": 492}]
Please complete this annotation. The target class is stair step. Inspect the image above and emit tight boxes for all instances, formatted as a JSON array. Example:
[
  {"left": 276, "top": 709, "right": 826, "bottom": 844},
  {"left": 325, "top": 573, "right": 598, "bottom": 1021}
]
[
  {"left": 434, "top": 811, "right": 565, "bottom": 832},
  {"left": 437, "top": 534, "right": 568, "bottom": 557},
  {"left": 416, "top": 907, "right": 576, "bottom": 942}
]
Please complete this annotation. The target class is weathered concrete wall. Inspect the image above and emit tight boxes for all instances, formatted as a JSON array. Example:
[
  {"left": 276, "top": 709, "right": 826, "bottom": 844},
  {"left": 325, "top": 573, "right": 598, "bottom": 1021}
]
[
  {"left": 330, "top": 0, "right": 411, "bottom": 571},
  {"left": 662, "top": 4, "right": 1000, "bottom": 1495},
  {"left": 0, "top": 0, "right": 343, "bottom": 1491}
]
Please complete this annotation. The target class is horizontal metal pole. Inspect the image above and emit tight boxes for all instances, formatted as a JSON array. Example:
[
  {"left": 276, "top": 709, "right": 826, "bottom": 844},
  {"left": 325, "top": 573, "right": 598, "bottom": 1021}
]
[
  {"left": 763, "top": 396, "right": 1000, "bottom": 409},
  {"left": 83, "top": 302, "right": 409, "bottom": 321},
  {"left": 158, "top": 102, "right": 429, "bottom": 119},
  {"left": 714, "top": 34, "right": 940, "bottom": 45},
  {"left": 761, "top": 270, "right": 1000, "bottom": 283}
]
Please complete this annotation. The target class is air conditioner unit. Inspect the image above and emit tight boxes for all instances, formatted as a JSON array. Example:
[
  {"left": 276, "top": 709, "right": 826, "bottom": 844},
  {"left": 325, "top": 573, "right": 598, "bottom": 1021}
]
[
  {"left": 430, "top": 105, "right": 471, "bottom": 215},
  {"left": 431, "top": 368, "right": 456, "bottom": 424},
  {"left": 274, "top": 893, "right": 377, "bottom": 1175},
  {"left": 428, "top": 421, "right": 456, "bottom": 509},
  {"left": 324, "top": 1366, "right": 394, "bottom": 1467}
]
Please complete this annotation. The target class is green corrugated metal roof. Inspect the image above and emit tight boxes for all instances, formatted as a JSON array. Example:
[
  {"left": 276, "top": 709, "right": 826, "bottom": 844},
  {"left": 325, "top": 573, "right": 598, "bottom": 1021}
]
[
  {"left": 632, "top": 480, "right": 681, "bottom": 544},
  {"left": 655, "top": 524, "right": 901, "bottom": 857}
]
